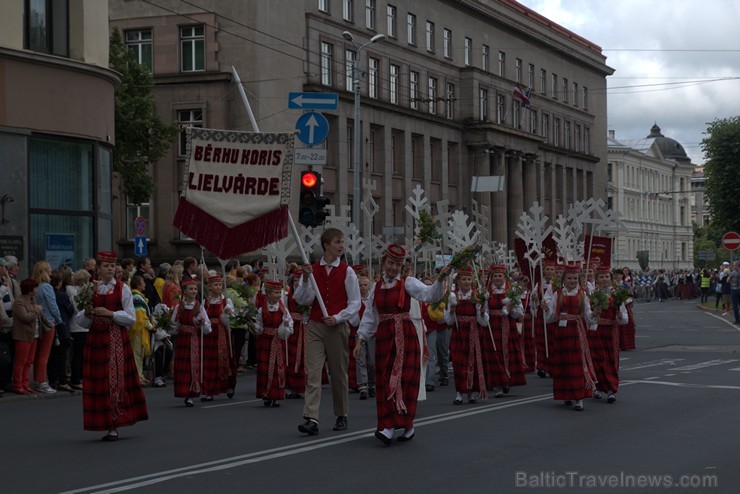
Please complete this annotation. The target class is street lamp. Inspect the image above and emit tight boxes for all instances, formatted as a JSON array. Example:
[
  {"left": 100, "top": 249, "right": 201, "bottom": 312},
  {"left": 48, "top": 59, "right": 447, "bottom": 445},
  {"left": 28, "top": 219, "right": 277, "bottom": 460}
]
[{"left": 343, "top": 31, "right": 385, "bottom": 232}]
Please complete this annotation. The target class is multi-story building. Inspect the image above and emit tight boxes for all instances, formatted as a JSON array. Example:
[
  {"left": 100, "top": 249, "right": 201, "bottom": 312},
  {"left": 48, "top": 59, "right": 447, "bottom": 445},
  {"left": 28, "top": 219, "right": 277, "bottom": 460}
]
[
  {"left": 607, "top": 125, "right": 695, "bottom": 271},
  {"left": 109, "top": 0, "right": 613, "bottom": 261},
  {"left": 0, "top": 1, "right": 118, "bottom": 272},
  {"left": 691, "top": 167, "right": 709, "bottom": 228}
]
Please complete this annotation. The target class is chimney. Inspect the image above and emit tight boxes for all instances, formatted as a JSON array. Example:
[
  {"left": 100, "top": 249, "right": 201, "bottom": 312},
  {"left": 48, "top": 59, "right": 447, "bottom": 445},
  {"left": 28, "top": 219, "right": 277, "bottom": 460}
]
[{"left": 608, "top": 130, "right": 615, "bottom": 139}]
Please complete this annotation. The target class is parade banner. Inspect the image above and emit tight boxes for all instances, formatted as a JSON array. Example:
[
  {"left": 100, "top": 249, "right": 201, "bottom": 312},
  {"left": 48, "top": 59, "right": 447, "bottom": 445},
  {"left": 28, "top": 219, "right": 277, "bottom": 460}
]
[
  {"left": 584, "top": 234, "right": 613, "bottom": 269},
  {"left": 173, "top": 128, "right": 294, "bottom": 258}
]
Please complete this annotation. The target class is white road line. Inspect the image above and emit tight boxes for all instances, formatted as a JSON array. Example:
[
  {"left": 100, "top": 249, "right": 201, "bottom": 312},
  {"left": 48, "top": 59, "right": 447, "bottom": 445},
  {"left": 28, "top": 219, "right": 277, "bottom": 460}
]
[
  {"left": 621, "top": 358, "right": 685, "bottom": 371},
  {"left": 61, "top": 394, "right": 554, "bottom": 494},
  {"left": 644, "top": 376, "right": 661, "bottom": 380},
  {"left": 671, "top": 359, "right": 739, "bottom": 371},
  {"left": 728, "top": 368, "right": 740, "bottom": 372},
  {"left": 203, "top": 398, "right": 264, "bottom": 408},
  {"left": 663, "top": 373, "right": 677, "bottom": 377},
  {"left": 622, "top": 380, "right": 740, "bottom": 391},
  {"left": 705, "top": 311, "right": 740, "bottom": 332}
]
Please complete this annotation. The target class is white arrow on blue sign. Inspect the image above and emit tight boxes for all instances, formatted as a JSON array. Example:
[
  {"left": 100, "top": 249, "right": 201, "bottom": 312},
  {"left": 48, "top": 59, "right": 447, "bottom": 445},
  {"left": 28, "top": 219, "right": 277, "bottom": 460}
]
[
  {"left": 289, "top": 92, "right": 338, "bottom": 110},
  {"left": 134, "top": 235, "right": 147, "bottom": 256},
  {"left": 295, "top": 111, "right": 330, "bottom": 147}
]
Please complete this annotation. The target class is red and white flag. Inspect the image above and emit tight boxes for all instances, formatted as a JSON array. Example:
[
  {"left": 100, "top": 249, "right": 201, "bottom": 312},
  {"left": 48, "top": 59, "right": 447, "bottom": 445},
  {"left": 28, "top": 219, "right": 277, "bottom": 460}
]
[
  {"left": 173, "top": 128, "right": 294, "bottom": 259},
  {"left": 513, "top": 84, "right": 531, "bottom": 108}
]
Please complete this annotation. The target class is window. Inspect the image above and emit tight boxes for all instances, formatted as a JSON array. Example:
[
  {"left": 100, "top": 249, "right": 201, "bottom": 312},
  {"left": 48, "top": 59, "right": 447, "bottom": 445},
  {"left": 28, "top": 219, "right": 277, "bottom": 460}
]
[
  {"left": 528, "top": 64, "right": 535, "bottom": 90},
  {"left": 365, "top": 0, "right": 375, "bottom": 29},
  {"left": 321, "top": 42, "right": 333, "bottom": 86},
  {"left": 319, "top": 0, "right": 329, "bottom": 13},
  {"left": 345, "top": 49, "right": 356, "bottom": 91},
  {"left": 446, "top": 83, "right": 455, "bottom": 119},
  {"left": 367, "top": 129, "right": 375, "bottom": 171},
  {"left": 428, "top": 77, "right": 437, "bottom": 114},
  {"left": 343, "top": 0, "right": 353, "bottom": 21},
  {"left": 24, "top": 0, "right": 69, "bottom": 56},
  {"left": 607, "top": 162, "right": 613, "bottom": 182},
  {"left": 126, "top": 199, "right": 151, "bottom": 240},
  {"left": 553, "top": 117, "right": 560, "bottom": 146},
  {"left": 496, "top": 94, "right": 505, "bottom": 124},
  {"left": 583, "top": 86, "right": 588, "bottom": 110},
  {"left": 562, "top": 78, "right": 568, "bottom": 103},
  {"left": 346, "top": 124, "right": 354, "bottom": 170},
  {"left": 412, "top": 134, "right": 423, "bottom": 179},
  {"left": 368, "top": 57, "right": 379, "bottom": 99},
  {"left": 481, "top": 44, "right": 489, "bottom": 71},
  {"left": 551, "top": 73, "right": 557, "bottom": 98},
  {"left": 464, "top": 37, "right": 472, "bottom": 66},
  {"left": 540, "top": 69, "right": 546, "bottom": 94},
  {"left": 425, "top": 21, "right": 435, "bottom": 52},
  {"left": 125, "top": 29, "right": 153, "bottom": 71},
  {"left": 410, "top": 70, "right": 419, "bottom": 110},
  {"left": 178, "top": 109, "right": 203, "bottom": 157},
  {"left": 407, "top": 13, "right": 416, "bottom": 45},
  {"left": 515, "top": 58, "right": 522, "bottom": 83},
  {"left": 530, "top": 109, "right": 537, "bottom": 134},
  {"left": 431, "top": 138, "right": 442, "bottom": 182},
  {"left": 448, "top": 142, "right": 459, "bottom": 185},
  {"left": 564, "top": 120, "right": 571, "bottom": 149},
  {"left": 387, "top": 4, "right": 396, "bottom": 37},
  {"left": 542, "top": 113, "right": 549, "bottom": 143},
  {"left": 513, "top": 100, "right": 521, "bottom": 129},
  {"left": 572, "top": 82, "right": 578, "bottom": 107},
  {"left": 479, "top": 88, "right": 488, "bottom": 121},
  {"left": 390, "top": 63, "right": 400, "bottom": 104},
  {"left": 575, "top": 124, "right": 581, "bottom": 152},
  {"left": 392, "top": 130, "right": 403, "bottom": 174},
  {"left": 180, "top": 25, "right": 205, "bottom": 72},
  {"left": 498, "top": 51, "right": 506, "bottom": 77},
  {"left": 443, "top": 28, "right": 452, "bottom": 58},
  {"left": 584, "top": 127, "right": 590, "bottom": 154}
]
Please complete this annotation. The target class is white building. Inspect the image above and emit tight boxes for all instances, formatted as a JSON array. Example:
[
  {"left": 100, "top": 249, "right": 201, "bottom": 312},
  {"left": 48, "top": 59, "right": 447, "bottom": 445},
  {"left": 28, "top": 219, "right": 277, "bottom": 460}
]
[{"left": 607, "top": 124, "right": 694, "bottom": 271}]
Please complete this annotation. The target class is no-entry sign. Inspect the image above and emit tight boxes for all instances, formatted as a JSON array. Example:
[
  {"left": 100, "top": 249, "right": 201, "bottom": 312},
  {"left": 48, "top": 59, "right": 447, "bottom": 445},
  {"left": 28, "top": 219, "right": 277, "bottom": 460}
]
[{"left": 722, "top": 231, "right": 740, "bottom": 251}]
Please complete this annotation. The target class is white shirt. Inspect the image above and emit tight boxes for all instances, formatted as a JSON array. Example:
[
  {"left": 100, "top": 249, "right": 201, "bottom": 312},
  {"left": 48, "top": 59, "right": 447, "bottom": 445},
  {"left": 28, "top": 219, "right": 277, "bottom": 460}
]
[
  {"left": 543, "top": 286, "right": 594, "bottom": 324},
  {"left": 293, "top": 257, "right": 361, "bottom": 324},
  {"left": 255, "top": 297, "right": 294, "bottom": 335},
  {"left": 73, "top": 278, "right": 136, "bottom": 329},
  {"left": 357, "top": 275, "right": 445, "bottom": 341},
  {"left": 442, "top": 289, "right": 489, "bottom": 327},
  {"left": 171, "top": 301, "right": 212, "bottom": 335},
  {"left": 488, "top": 284, "right": 524, "bottom": 320}
]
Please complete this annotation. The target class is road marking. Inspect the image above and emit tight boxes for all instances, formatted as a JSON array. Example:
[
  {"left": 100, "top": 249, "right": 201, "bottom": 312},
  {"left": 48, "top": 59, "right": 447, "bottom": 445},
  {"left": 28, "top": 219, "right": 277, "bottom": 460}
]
[
  {"left": 621, "top": 358, "right": 685, "bottom": 371},
  {"left": 203, "top": 398, "right": 264, "bottom": 408},
  {"left": 60, "top": 394, "right": 555, "bottom": 494},
  {"left": 623, "top": 380, "right": 740, "bottom": 391},
  {"left": 645, "top": 328, "right": 664, "bottom": 331},
  {"left": 644, "top": 376, "right": 661, "bottom": 380},
  {"left": 671, "top": 359, "right": 739, "bottom": 371},
  {"left": 663, "top": 373, "right": 677, "bottom": 377},
  {"left": 705, "top": 311, "right": 740, "bottom": 332},
  {"left": 728, "top": 368, "right": 740, "bottom": 372}
]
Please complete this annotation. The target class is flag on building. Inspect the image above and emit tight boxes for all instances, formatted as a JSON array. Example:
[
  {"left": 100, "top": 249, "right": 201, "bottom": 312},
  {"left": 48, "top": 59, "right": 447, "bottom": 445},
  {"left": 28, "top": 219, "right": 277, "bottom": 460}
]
[
  {"left": 513, "top": 84, "right": 531, "bottom": 108},
  {"left": 173, "top": 128, "right": 294, "bottom": 259}
]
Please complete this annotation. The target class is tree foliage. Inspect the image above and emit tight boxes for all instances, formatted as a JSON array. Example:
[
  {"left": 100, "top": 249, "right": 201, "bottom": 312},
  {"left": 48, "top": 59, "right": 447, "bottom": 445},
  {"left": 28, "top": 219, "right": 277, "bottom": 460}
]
[
  {"left": 109, "top": 28, "right": 179, "bottom": 205},
  {"left": 701, "top": 116, "right": 740, "bottom": 233}
]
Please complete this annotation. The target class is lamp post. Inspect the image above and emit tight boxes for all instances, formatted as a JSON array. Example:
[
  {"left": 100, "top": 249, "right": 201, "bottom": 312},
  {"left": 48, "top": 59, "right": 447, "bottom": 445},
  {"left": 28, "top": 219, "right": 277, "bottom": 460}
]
[{"left": 343, "top": 31, "right": 385, "bottom": 231}]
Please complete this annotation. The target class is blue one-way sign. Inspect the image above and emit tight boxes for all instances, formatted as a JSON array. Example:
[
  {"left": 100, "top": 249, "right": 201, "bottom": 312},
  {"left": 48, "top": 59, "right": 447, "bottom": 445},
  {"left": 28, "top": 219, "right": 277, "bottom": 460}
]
[
  {"left": 134, "top": 235, "right": 147, "bottom": 256},
  {"left": 295, "top": 111, "right": 330, "bottom": 147},
  {"left": 288, "top": 92, "right": 338, "bottom": 110}
]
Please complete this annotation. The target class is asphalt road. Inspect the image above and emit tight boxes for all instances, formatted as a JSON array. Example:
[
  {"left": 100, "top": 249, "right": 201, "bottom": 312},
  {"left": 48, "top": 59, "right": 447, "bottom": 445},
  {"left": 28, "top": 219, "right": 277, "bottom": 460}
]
[{"left": 2, "top": 299, "right": 739, "bottom": 494}]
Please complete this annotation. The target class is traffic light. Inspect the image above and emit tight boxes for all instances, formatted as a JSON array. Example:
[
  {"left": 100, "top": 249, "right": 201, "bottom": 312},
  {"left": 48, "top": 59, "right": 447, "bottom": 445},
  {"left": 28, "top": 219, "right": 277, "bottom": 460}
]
[{"left": 298, "top": 170, "right": 330, "bottom": 227}]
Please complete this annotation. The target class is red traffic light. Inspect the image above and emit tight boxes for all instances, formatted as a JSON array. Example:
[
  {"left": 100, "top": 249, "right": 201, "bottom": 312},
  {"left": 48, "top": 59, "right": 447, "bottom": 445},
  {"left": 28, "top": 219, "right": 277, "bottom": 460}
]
[{"left": 301, "top": 172, "right": 318, "bottom": 188}]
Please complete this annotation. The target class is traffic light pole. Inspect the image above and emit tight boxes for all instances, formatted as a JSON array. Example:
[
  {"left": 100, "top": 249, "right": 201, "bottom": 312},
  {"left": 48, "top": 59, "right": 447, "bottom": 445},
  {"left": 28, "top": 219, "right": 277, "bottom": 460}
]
[{"left": 288, "top": 211, "right": 328, "bottom": 317}]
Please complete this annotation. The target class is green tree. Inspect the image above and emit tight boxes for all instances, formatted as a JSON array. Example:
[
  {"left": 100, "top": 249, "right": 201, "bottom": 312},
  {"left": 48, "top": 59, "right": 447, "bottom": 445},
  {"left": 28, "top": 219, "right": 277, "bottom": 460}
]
[
  {"left": 109, "top": 28, "right": 178, "bottom": 205},
  {"left": 701, "top": 116, "right": 740, "bottom": 233}
]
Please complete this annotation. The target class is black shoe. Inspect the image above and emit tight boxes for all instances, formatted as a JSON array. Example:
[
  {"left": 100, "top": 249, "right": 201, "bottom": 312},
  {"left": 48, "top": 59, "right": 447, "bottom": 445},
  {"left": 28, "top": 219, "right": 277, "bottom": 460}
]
[
  {"left": 425, "top": 384, "right": 435, "bottom": 392},
  {"left": 574, "top": 405, "right": 584, "bottom": 411},
  {"left": 468, "top": 397, "right": 477, "bottom": 404},
  {"left": 439, "top": 377, "right": 449, "bottom": 386},
  {"left": 537, "top": 369, "right": 547, "bottom": 378},
  {"left": 607, "top": 393, "right": 616, "bottom": 404},
  {"left": 298, "top": 419, "right": 319, "bottom": 436},
  {"left": 227, "top": 389, "right": 234, "bottom": 399},
  {"left": 453, "top": 397, "right": 463, "bottom": 405},
  {"left": 184, "top": 398, "right": 194, "bottom": 407},
  {"left": 359, "top": 390, "right": 368, "bottom": 400},
  {"left": 503, "top": 386, "right": 510, "bottom": 394},
  {"left": 101, "top": 433, "right": 119, "bottom": 442},
  {"left": 368, "top": 388, "right": 376, "bottom": 398},
  {"left": 374, "top": 430, "right": 392, "bottom": 446},
  {"left": 333, "top": 416, "right": 348, "bottom": 431},
  {"left": 200, "top": 396, "right": 214, "bottom": 402},
  {"left": 397, "top": 430, "right": 415, "bottom": 442},
  {"left": 564, "top": 400, "right": 573, "bottom": 406}
]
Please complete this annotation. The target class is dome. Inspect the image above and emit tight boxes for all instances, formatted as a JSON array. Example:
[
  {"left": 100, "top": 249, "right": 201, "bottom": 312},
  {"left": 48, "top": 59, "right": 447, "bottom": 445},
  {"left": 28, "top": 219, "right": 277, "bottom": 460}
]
[{"left": 646, "top": 123, "right": 689, "bottom": 161}]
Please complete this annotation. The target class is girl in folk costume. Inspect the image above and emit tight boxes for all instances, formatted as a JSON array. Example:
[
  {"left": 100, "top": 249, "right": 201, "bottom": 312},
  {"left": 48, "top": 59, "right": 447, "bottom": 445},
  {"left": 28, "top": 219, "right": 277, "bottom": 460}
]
[
  {"left": 443, "top": 265, "right": 489, "bottom": 405},
  {"left": 285, "top": 269, "right": 308, "bottom": 399},
  {"left": 590, "top": 266, "right": 628, "bottom": 403},
  {"left": 350, "top": 272, "right": 375, "bottom": 400},
  {"left": 172, "top": 279, "right": 211, "bottom": 407},
  {"left": 202, "top": 275, "right": 235, "bottom": 401},
  {"left": 485, "top": 265, "right": 527, "bottom": 397},
  {"left": 74, "top": 252, "right": 148, "bottom": 441},
  {"left": 520, "top": 289, "right": 537, "bottom": 374},
  {"left": 346, "top": 265, "right": 367, "bottom": 393},
  {"left": 354, "top": 245, "right": 451, "bottom": 445},
  {"left": 255, "top": 280, "right": 294, "bottom": 407},
  {"left": 613, "top": 269, "right": 637, "bottom": 351},
  {"left": 533, "top": 260, "right": 558, "bottom": 378},
  {"left": 543, "top": 262, "right": 597, "bottom": 412}
]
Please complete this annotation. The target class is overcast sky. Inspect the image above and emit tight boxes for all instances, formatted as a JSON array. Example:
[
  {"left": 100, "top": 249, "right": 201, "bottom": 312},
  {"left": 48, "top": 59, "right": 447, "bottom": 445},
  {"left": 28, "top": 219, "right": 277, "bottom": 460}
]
[{"left": 517, "top": 0, "right": 740, "bottom": 165}]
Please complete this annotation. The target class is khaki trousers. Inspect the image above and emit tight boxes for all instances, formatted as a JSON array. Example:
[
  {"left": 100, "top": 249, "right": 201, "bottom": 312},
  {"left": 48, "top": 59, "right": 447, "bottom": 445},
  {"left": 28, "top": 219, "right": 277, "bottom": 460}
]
[{"left": 303, "top": 320, "right": 349, "bottom": 422}]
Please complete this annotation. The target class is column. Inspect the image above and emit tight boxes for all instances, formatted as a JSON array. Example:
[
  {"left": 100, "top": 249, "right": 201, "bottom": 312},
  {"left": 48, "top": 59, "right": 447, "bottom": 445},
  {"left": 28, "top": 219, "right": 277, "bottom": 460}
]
[
  {"left": 550, "top": 162, "right": 557, "bottom": 219},
  {"left": 507, "top": 153, "right": 524, "bottom": 246},
  {"left": 523, "top": 155, "right": 537, "bottom": 211},
  {"left": 492, "top": 149, "right": 507, "bottom": 243}
]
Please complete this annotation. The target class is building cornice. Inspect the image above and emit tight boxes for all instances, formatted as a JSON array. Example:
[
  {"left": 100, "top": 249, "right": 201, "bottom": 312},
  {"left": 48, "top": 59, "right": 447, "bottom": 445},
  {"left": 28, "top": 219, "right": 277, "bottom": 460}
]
[{"left": 0, "top": 47, "right": 121, "bottom": 86}]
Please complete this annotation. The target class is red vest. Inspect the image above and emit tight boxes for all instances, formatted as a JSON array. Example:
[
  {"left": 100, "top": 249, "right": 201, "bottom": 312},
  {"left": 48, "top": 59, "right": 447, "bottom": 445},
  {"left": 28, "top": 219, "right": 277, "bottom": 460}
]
[
  {"left": 309, "top": 261, "right": 349, "bottom": 322},
  {"left": 261, "top": 299, "right": 283, "bottom": 329},
  {"left": 93, "top": 280, "right": 123, "bottom": 312}
]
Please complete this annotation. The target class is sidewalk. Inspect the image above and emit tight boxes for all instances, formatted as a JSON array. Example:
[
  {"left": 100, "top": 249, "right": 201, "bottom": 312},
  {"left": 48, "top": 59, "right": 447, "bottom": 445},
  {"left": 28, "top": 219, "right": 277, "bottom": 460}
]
[{"left": 697, "top": 299, "right": 740, "bottom": 323}]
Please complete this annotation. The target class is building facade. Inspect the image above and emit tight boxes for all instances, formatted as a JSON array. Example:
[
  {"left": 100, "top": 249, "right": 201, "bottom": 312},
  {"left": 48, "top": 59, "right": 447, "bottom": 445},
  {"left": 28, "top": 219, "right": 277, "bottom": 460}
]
[
  {"left": 607, "top": 125, "right": 695, "bottom": 271},
  {"left": 690, "top": 167, "right": 708, "bottom": 228},
  {"left": 109, "top": 0, "right": 613, "bottom": 261},
  {"left": 0, "top": 1, "right": 118, "bottom": 273}
]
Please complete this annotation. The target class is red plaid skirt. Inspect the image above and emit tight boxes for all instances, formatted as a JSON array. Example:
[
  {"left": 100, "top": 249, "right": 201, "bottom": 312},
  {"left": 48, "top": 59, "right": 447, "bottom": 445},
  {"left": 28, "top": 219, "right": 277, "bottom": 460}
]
[
  {"left": 82, "top": 319, "right": 148, "bottom": 431},
  {"left": 255, "top": 328, "right": 286, "bottom": 401},
  {"left": 594, "top": 319, "right": 620, "bottom": 392},
  {"left": 620, "top": 306, "right": 636, "bottom": 350},
  {"left": 449, "top": 318, "right": 486, "bottom": 394},
  {"left": 201, "top": 322, "right": 232, "bottom": 397},
  {"left": 173, "top": 326, "right": 202, "bottom": 398},
  {"left": 485, "top": 312, "right": 527, "bottom": 388},
  {"left": 521, "top": 315, "right": 537, "bottom": 372},
  {"left": 534, "top": 317, "right": 555, "bottom": 374},
  {"left": 285, "top": 316, "right": 306, "bottom": 394},
  {"left": 551, "top": 318, "right": 594, "bottom": 401}
]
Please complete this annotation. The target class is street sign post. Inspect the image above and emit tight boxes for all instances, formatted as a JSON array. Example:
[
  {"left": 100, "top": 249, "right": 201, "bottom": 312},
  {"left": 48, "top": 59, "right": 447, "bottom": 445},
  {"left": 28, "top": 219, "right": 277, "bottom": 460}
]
[
  {"left": 134, "top": 235, "right": 147, "bottom": 256},
  {"left": 288, "top": 92, "right": 338, "bottom": 110},
  {"left": 134, "top": 216, "right": 146, "bottom": 236},
  {"left": 295, "top": 111, "right": 330, "bottom": 147},
  {"left": 722, "top": 231, "right": 740, "bottom": 251},
  {"left": 294, "top": 148, "right": 328, "bottom": 166}
]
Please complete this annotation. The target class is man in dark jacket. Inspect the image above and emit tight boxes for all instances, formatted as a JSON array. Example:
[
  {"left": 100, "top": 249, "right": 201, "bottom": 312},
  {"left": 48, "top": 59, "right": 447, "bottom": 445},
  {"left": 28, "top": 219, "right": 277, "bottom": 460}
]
[{"left": 134, "top": 257, "right": 162, "bottom": 311}]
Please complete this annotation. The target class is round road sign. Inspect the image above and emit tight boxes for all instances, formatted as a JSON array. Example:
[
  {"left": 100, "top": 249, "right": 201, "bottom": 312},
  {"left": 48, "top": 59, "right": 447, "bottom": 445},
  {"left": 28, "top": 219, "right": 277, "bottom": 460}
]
[
  {"left": 134, "top": 216, "right": 146, "bottom": 236},
  {"left": 722, "top": 231, "right": 740, "bottom": 251}
]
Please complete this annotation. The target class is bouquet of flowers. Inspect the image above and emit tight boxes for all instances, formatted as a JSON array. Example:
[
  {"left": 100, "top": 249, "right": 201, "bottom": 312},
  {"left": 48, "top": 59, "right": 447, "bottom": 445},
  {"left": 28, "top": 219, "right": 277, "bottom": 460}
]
[
  {"left": 230, "top": 304, "right": 259, "bottom": 334},
  {"left": 415, "top": 209, "right": 441, "bottom": 250},
  {"left": 450, "top": 244, "right": 482, "bottom": 270},
  {"left": 152, "top": 304, "right": 174, "bottom": 331},
  {"left": 588, "top": 289, "right": 610, "bottom": 312},
  {"left": 505, "top": 281, "right": 525, "bottom": 309},
  {"left": 232, "top": 282, "right": 258, "bottom": 304},
  {"left": 611, "top": 286, "right": 630, "bottom": 306},
  {"left": 74, "top": 282, "right": 95, "bottom": 312}
]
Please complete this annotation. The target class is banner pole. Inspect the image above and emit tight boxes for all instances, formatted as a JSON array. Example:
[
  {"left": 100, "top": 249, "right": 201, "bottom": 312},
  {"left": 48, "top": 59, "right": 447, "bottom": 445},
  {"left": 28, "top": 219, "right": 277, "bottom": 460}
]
[{"left": 288, "top": 212, "right": 329, "bottom": 318}]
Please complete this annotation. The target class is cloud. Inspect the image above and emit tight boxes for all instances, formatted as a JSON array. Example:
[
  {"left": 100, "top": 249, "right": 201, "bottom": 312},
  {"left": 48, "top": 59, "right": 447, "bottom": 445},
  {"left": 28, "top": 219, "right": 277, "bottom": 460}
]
[{"left": 518, "top": 0, "right": 740, "bottom": 163}]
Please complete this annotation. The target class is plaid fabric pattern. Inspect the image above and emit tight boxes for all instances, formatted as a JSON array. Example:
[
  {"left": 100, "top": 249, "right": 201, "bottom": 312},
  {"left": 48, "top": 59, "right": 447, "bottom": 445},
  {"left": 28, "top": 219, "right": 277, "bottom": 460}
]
[
  {"left": 620, "top": 305, "right": 636, "bottom": 350},
  {"left": 449, "top": 299, "right": 486, "bottom": 393},
  {"left": 593, "top": 305, "right": 620, "bottom": 392},
  {"left": 255, "top": 307, "right": 285, "bottom": 400},
  {"left": 285, "top": 295, "right": 306, "bottom": 393},
  {"left": 173, "top": 307, "right": 202, "bottom": 398},
  {"left": 521, "top": 314, "right": 537, "bottom": 372},
  {"left": 486, "top": 293, "right": 527, "bottom": 388},
  {"left": 83, "top": 282, "right": 148, "bottom": 431},
  {"left": 201, "top": 299, "right": 232, "bottom": 397},
  {"left": 373, "top": 279, "right": 420, "bottom": 431},
  {"left": 550, "top": 292, "right": 594, "bottom": 401}
]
